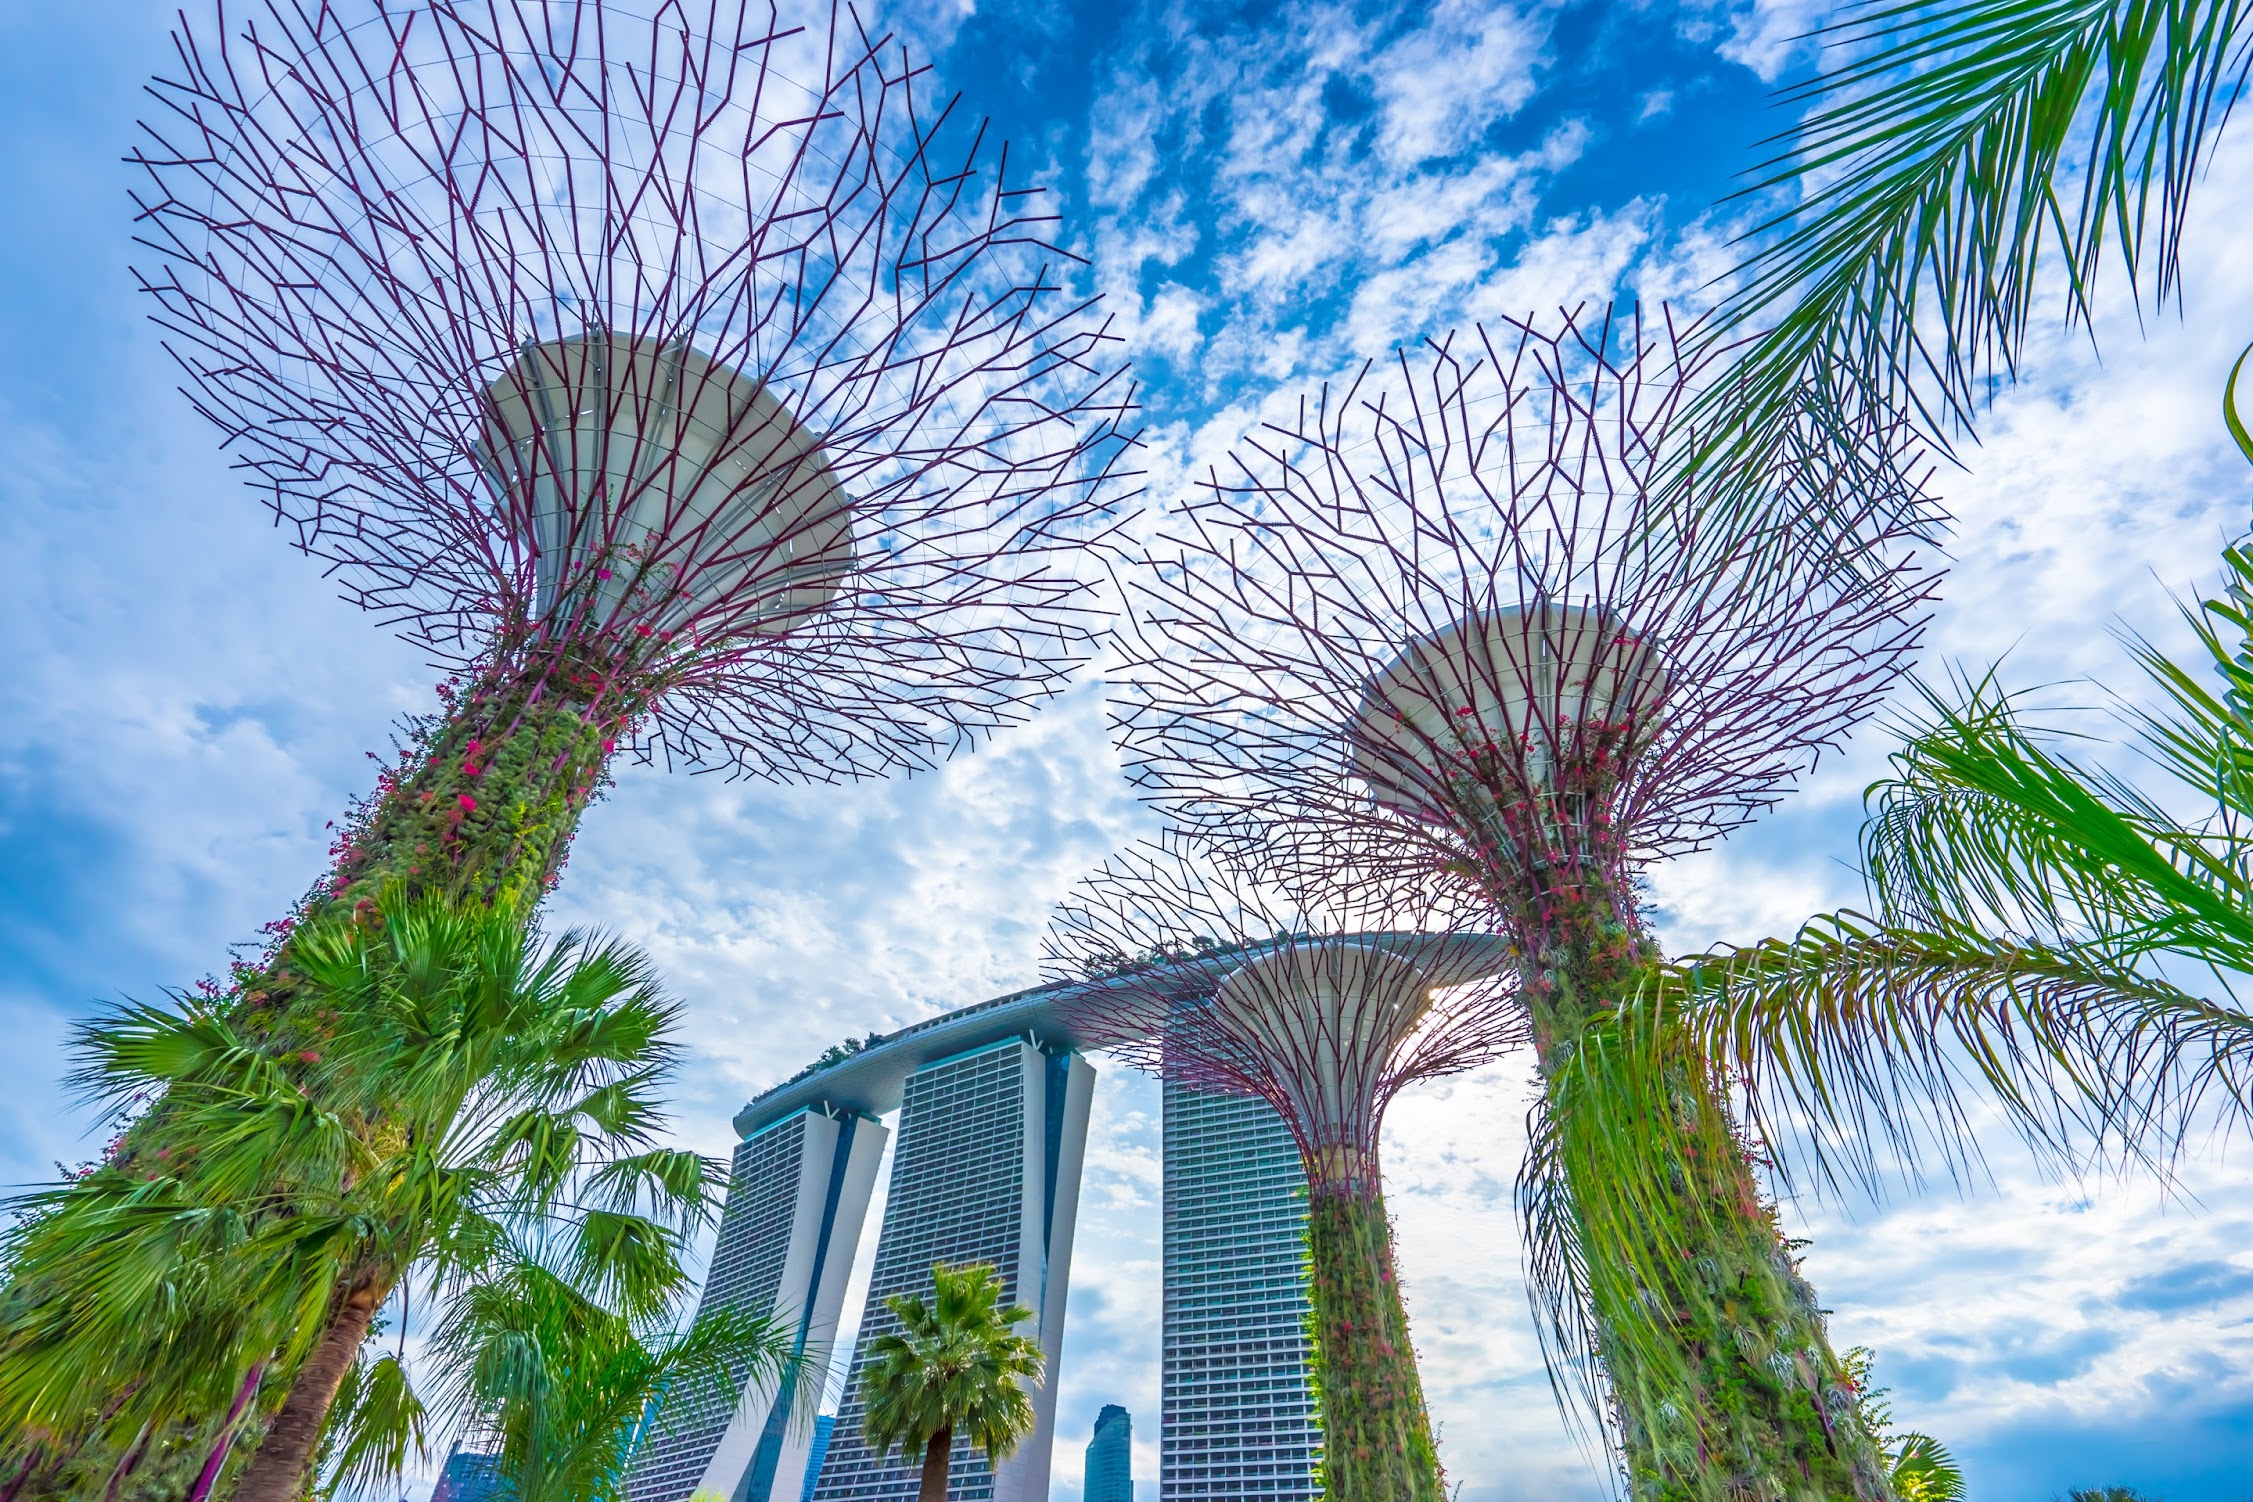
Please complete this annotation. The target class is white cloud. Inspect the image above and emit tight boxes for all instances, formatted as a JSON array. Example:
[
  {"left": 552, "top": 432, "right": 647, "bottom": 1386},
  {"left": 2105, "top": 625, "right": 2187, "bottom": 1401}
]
[
  {"left": 1703, "top": 0, "right": 1829, "bottom": 81},
  {"left": 1370, "top": 0, "right": 1548, "bottom": 167},
  {"left": 8, "top": 3, "right": 2253, "bottom": 1499},
  {"left": 1083, "top": 0, "right": 1580, "bottom": 403}
]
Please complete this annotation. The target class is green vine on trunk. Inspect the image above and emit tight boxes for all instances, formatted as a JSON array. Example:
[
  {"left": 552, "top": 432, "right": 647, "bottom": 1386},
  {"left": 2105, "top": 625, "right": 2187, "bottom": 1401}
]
[
  {"left": 1301, "top": 1183, "right": 1446, "bottom": 1502},
  {"left": 16, "top": 641, "right": 645, "bottom": 1491},
  {"left": 1425, "top": 710, "right": 1897, "bottom": 1501},
  {"left": 1532, "top": 888, "right": 1895, "bottom": 1502},
  {"left": 215, "top": 640, "right": 638, "bottom": 1045}
]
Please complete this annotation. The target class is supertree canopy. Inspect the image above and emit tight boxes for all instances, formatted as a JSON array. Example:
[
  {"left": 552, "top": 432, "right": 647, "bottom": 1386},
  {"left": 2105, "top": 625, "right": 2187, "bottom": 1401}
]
[
  {"left": 1111, "top": 307, "right": 1939, "bottom": 1501},
  {"left": 1043, "top": 836, "right": 1514, "bottom": 1502},
  {"left": 131, "top": 0, "right": 1135, "bottom": 926}
]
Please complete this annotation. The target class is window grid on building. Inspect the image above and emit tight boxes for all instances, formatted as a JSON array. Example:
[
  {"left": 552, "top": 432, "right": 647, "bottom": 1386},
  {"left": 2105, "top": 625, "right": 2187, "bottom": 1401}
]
[
  {"left": 810, "top": 1044, "right": 1032, "bottom": 1502},
  {"left": 630, "top": 1113, "right": 811, "bottom": 1502},
  {"left": 1162, "top": 1080, "right": 1321, "bottom": 1501}
]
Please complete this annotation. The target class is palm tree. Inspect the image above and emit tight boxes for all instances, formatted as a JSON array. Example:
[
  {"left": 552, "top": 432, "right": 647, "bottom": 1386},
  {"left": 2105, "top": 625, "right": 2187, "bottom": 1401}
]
[
  {"left": 0, "top": 895, "right": 722, "bottom": 1502},
  {"left": 1843, "top": 1350, "right": 1967, "bottom": 1502},
  {"left": 1678, "top": 540, "right": 2253, "bottom": 1198},
  {"left": 858, "top": 1263, "right": 1043, "bottom": 1502},
  {"left": 328, "top": 1260, "right": 796, "bottom": 1502},
  {"left": 1687, "top": 0, "right": 2250, "bottom": 498}
]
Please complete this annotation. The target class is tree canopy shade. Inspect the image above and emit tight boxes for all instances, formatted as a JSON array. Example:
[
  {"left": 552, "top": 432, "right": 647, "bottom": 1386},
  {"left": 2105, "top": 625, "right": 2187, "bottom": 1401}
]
[
  {"left": 0, "top": 897, "right": 723, "bottom": 1502},
  {"left": 1691, "top": 0, "right": 2250, "bottom": 496},
  {"left": 1679, "top": 542, "right": 2253, "bottom": 1198},
  {"left": 858, "top": 1263, "right": 1044, "bottom": 1502}
]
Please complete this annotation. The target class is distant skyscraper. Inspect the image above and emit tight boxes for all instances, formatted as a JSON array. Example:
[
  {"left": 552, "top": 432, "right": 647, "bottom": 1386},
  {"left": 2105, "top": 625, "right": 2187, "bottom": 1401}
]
[
  {"left": 1084, "top": 1404, "right": 1132, "bottom": 1502},
  {"left": 802, "top": 1415, "right": 838, "bottom": 1502},
  {"left": 629, "top": 1106, "right": 887, "bottom": 1502},
  {"left": 1160, "top": 1080, "right": 1320, "bottom": 1501},
  {"left": 431, "top": 1448, "right": 509, "bottom": 1502},
  {"left": 811, "top": 1037, "right": 1095, "bottom": 1502}
]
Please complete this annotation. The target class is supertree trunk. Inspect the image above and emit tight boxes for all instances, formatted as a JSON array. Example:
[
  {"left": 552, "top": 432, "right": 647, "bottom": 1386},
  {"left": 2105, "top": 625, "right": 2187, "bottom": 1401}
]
[
  {"left": 1301, "top": 1176, "right": 1445, "bottom": 1502},
  {"left": 322, "top": 663, "right": 620, "bottom": 915},
  {"left": 1103, "top": 311, "right": 1940, "bottom": 1496},
  {"left": 203, "top": 646, "right": 628, "bottom": 1042},
  {"left": 1527, "top": 881, "right": 1893, "bottom": 1502},
  {"left": 20, "top": 0, "right": 1131, "bottom": 1479},
  {"left": 1041, "top": 842, "right": 1518, "bottom": 1499}
]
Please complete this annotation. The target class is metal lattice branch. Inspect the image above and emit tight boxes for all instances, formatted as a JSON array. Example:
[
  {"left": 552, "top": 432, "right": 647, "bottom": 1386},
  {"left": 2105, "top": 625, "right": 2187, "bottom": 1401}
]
[
  {"left": 1113, "top": 305, "right": 1939, "bottom": 923},
  {"left": 1042, "top": 837, "right": 1519, "bottom": 1191},
  {"left": 131, "top": 0, "right": 1138, "bottom": 782}
]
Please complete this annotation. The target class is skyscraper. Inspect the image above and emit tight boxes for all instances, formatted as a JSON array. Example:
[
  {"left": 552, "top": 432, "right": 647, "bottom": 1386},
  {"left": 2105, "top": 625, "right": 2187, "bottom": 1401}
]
[
  {"left": 802, "top": 1415, "right": 838, "bottom": 1502},
  {"left": 1160, "top": 1080, "right": 1321, "bottom": 1500},
  {"left": 431, "top": 1448, "right": 508, "bottom": 1502},
  {"left": 811, "top": 1037, "right": 1095, "bottom": 1502},
  {"left": 1084, "top": 1405, "right": 1133, "bottom": 1502},
  {"left": 628, "top": 1106, "right": 887, "bottom": 1502}
]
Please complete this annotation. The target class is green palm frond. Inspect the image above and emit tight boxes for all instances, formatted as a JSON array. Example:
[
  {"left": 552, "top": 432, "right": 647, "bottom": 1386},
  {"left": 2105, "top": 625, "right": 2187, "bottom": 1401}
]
[
  {"left": 325, "top": 1352, "right": 427, "bottom": 1498},
  {"left": 1, "top": 891, "right": 716, "bottom": 1484},
  {"left": 1677, "top": 912, "right": 2234, "bottom": 1191},
  {"left": 1890, "top": 1431, "right": 1967, "bottom": 1502},
  {"left": 1681, "top": 538, "right": 2253, "bottom": 1194},
  {"left": 1700, "top": 0, "right": 2250, "bottom": 477},
  {"left": 2126, "top": 540, "right": 2253, "bottom": 837},
  {"left": 413, "top": 1260, "right": 794, "bottom": 1502},
  {"left": 1866, "top": 671, "right": 2253, "bottom": 973},
  {"left": 860, "top": 1263, "right": 1043, "bottom": 1471},
  {"left": 1514, "top": 1097, "right": 1611, "bottom": 1461},
  {"left": 2226, "top": 341, "right": 2253, "bottom": 461}
]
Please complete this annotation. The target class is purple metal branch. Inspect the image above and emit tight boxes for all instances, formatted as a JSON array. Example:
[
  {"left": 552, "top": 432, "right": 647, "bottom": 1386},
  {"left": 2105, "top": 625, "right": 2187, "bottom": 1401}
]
[
  {"left": 1042, "top": 837, "right": 1521, "bottom": 1192},
  {"left": 1111, "top": 305, "right": 1938, "bottom": 937},
  {"left": 131, "top": 0, "right": 1138, "bottom": 782}
]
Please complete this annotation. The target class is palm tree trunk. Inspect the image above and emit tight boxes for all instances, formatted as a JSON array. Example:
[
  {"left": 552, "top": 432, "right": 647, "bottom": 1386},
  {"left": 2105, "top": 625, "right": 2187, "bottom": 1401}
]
[
  {"left": 186, "top": 1361, "right": 266, "bottom": 1502},
  {"left": 228, "top": 1282, "right": 384, "bottom": 1502},
  {"left": 916, "top": 1427, "right": 953, "bottom": 1502},
  {"left": 1, "top": 1447, "right": 45, "bottom": 1502},
  {"left": 1301, "top": 1180, "right": 1445, "bottom": 1502},
  {"left": 98, "top": 1420, "right": 153, "bottom": 1502},
  {"left": 1537, "top": 938, "right": 1894, "bottom": 1502}
]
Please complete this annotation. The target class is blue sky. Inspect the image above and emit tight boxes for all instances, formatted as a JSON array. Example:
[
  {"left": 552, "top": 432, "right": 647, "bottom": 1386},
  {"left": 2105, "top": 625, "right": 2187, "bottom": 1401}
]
[{"left": 4, "top": 1, "right": 2253, "bottom": 1499}]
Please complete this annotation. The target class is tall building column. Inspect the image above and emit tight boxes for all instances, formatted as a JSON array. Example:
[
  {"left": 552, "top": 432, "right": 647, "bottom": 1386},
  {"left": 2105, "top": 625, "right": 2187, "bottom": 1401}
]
[
  {"left": 1160, "top": 1080, "right": 1321, "bottom": 1501},
  {"left": 630, "top": 1105, "right": 888, "bottom": 1502},
  {"left": 811, "top": 1037, "right": 1095, "bottom": 1502}
]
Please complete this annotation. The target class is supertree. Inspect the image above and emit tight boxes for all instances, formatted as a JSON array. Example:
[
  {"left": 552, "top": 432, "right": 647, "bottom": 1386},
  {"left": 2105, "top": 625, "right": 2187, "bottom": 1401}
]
[
  {"left": 1109, "top": 307, "right": 1941, "bottom": 1501},
  {"left": 5, "top": 1, "right": 1130, "bottom": 1492},
  {"left": 1042, "top": 836, "right": 1515, "bottom": 1502},
  {"left": 128, "top": 0, "right": 1134, "bottom": 970}
]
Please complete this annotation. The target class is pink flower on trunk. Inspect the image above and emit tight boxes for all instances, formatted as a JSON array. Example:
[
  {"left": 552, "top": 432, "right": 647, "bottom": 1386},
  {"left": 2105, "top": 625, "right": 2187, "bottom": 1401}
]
[{"left": 458, "top": 794, "right": 477, "bottom": 812}]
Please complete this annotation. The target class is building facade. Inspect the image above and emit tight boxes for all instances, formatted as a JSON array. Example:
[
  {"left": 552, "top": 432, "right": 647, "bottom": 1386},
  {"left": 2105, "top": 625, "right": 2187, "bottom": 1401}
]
[
  {"left": 431, "top": 1448, "right": 508, "bottom": 1502},
  {"left": 1160, "top": 1080, "right": 1321, "bottom": 1501},
  {"left": 810, "top": 1037, "right": 1095, "bottom": 1502},
  {"left": 1084, "top": 1404, "right": 1133, "bottom": 1502},
  {"left": 800, "top": 1415, "right": 837, "bottom": 1502},
  {"left": 628, "top": 1106, "right": 887, "bottom": 1502},
  {"left": 630, "top": 955, "right": 1426, "bottom": 1502}
]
